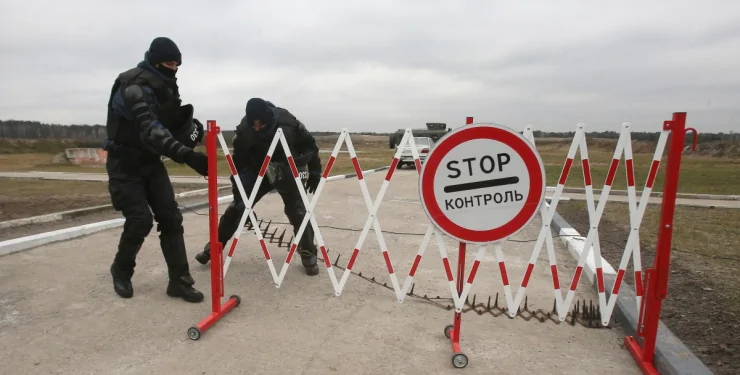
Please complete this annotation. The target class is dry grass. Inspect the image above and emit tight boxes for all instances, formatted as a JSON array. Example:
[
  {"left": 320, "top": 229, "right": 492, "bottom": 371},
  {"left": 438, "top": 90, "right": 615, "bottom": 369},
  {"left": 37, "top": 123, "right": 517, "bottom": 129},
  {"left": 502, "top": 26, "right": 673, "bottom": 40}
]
[
  {"left": 535, "top": 144, "right": 740, "bottom": 195},
  {"left": 0, "top": 178, "right": 206, "bottom": 221},
  {"left": 565, "top": 200, "right": 740, "bottom": 308},
  {"left": 1, "top": 134, "right": 738, "bottom": 195}
]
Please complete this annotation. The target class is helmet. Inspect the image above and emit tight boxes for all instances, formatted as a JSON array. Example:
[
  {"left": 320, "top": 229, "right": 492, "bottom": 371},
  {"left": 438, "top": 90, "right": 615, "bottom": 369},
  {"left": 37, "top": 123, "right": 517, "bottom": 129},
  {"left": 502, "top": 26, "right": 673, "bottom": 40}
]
[{"left": 170, "top": 104, "right": 204, "bottom": 148}]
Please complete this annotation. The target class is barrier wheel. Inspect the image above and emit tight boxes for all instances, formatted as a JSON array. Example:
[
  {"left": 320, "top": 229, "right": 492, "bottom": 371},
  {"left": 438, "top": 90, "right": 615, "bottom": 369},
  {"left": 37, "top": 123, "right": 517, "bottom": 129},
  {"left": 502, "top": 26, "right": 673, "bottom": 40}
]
[
  {"left": 444, "top": 324, "right": 454, "bottom": 339},
  {"left": 188, "top": 326, "right": 201, "bottom": 341},
  {"left": 230, "top": 294, "right": 241, "bottom": 306},
  {"left": 452, "top": 353, "right": 468, "bottom": 368}
]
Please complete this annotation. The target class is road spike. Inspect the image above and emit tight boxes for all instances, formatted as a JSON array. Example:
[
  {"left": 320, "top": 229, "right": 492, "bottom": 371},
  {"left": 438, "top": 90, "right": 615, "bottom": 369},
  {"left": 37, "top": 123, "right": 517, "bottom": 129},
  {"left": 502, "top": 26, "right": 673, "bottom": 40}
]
[
  {"left": 333, "top": 253, "right": 341, "bottom": 266},
  {"left": 277, "top": 229, "right": 286, "bottom": 247},
  {"left": 486, "top": 295, "right": 491, "bottom": 310}
]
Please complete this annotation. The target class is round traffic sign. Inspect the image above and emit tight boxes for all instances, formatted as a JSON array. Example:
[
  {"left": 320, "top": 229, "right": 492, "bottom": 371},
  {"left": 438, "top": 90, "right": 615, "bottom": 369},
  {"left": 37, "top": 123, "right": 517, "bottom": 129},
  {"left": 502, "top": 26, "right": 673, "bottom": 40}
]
[{"left": 418, "top": 123, "right": 546, "bottom": 244}]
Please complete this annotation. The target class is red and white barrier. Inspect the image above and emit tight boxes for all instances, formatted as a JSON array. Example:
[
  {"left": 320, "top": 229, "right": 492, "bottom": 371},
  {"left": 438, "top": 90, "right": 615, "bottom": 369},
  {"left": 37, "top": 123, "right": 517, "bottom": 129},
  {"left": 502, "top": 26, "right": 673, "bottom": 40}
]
[{"left": 189, "top": 113, "right": 698, "bottom": 374}]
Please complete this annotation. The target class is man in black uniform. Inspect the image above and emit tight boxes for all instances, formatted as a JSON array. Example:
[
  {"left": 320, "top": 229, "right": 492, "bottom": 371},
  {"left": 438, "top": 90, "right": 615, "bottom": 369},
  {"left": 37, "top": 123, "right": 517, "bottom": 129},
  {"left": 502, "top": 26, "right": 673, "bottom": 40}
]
[
  {"left": 193, "top": 98, "right": 323, "bottom": 276},
  {"left": 105, "top": 37, "right": 209, "bottom": 303}
]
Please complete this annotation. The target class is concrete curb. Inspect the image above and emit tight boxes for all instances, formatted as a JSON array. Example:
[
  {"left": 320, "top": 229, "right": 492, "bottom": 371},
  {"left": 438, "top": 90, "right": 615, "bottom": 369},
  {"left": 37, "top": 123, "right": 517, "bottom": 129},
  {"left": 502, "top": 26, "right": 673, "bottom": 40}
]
[
  {"left": 0, "top": 186, "right": 230, "bottom": 230},
  {"left": 549, "top": 186, "right": 738, "bottom": 201},
  {"left": 549, "top": 205, "right": 712, "bottom": 375},
  {"left": 0, "top": 166, "right": 390, "bottom": 257}
]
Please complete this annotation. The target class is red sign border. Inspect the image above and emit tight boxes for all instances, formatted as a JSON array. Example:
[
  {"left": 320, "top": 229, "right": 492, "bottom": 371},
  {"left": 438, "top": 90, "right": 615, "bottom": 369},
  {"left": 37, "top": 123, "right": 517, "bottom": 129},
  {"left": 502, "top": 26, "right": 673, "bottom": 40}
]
[{"left": 419, "top": 124, "right": 545, "bottom": 243}]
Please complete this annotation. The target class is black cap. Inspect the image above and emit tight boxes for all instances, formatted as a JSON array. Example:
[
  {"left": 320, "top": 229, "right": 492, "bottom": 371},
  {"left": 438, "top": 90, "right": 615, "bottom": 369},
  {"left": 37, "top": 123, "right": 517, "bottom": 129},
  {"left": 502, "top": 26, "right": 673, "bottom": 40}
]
[
  {"left": 146, "top": 37, "right": 182, "bottom": 66},
  {"left": 245, "top": 98, "right": 275, "bottom": 125}
]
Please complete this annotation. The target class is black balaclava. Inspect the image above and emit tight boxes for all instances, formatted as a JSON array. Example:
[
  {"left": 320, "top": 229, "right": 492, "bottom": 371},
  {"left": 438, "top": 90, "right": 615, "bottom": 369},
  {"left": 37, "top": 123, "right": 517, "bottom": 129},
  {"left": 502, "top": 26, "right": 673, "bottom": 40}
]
[
  {"left": 145, "top": 37, "right": 182, "bottom": 79},
  {"left": 246, "top": 98, "right": 277, "bottom": 136}
]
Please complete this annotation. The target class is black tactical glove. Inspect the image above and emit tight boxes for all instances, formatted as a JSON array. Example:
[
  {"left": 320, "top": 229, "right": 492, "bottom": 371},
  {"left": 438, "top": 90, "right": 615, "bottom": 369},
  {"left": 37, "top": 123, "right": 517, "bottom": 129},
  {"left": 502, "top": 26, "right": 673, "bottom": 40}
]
[
  {"left": 306, "top": 171, "right": 320, "bottom": 194},
  {"left": 185, "top": 151, "right": 208, "bottom": 177}
]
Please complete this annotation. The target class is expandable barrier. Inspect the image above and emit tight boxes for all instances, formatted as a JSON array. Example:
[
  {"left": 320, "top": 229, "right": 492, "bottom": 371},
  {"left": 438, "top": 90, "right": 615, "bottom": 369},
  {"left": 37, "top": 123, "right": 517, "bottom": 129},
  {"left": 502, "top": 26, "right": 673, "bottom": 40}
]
[{"left": 189, "top": 113, "right": 697, "bottom": 374}]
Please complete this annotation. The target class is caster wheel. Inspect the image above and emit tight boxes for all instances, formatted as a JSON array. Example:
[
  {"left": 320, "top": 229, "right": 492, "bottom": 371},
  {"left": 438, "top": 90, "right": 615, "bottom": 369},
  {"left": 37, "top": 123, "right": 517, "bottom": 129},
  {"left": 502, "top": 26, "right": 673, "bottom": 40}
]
[
  {"left": 452, "top": 353, "right": 468, "bottom": 368},
  {"left": 230, "top": 294, "right": 241, "bottom": 306},
  {"left": 187, "top": 326, "right": 201, "bottom": 341},
  {"left": 444, "top": 324, "right": 454, "bottom": 339}
]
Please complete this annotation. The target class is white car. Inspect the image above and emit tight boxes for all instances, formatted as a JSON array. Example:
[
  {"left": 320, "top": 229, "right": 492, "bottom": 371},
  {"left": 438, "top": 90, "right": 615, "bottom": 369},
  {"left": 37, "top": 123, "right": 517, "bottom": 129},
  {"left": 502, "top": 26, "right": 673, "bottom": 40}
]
[{"left": 397, "top": 136, "right": 434, "bottom": 169}]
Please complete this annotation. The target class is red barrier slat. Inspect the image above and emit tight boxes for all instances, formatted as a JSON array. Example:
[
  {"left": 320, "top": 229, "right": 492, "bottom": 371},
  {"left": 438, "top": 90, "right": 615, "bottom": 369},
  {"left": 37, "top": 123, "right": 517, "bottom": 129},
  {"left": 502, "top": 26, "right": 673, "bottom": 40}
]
[
  {"left": 322, "top": 156, "right": 336, "bottom": 179},
  {"left": 559, "top": 158, "right": 573, "bottom": 185}
]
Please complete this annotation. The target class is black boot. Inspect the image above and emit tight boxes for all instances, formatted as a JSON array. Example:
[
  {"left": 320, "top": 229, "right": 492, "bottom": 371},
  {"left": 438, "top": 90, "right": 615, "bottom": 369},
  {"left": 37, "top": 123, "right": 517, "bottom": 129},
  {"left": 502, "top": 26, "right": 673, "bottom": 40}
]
[
  {"left": 110, "top": 263, "right": 134, "bottom": 298},
  {"left": 160, "top": 232, "right": 204, "bottom": 303},
  {"left": 166, "top": 275, "right": 204, "bottom": 303},
  {"left": 298, "top": 245, "right": 319, "bottom": 276},
  {"left": 110, "top": 238, "right": 142, "bottom": 298},
  {"left": 195, "top": 242, "right": 212, "bottom": 265}
]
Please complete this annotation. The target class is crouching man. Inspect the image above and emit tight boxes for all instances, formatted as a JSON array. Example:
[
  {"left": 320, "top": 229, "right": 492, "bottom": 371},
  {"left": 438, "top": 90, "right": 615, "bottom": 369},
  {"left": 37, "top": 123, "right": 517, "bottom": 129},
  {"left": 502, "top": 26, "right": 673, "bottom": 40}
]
[{"left": 194, "top": 98, "right": 323, "bottom": 276}]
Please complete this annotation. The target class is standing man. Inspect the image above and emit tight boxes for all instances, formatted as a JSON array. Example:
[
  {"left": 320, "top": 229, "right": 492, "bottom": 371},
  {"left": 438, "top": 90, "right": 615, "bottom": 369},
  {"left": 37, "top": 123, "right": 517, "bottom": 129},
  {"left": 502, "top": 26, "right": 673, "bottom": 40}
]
[
  {"left": 105, "top": 37, "right": 209, "bottom": 303},
  {"left": 193, "top": 98, "right": 323, "bottom": 276}
]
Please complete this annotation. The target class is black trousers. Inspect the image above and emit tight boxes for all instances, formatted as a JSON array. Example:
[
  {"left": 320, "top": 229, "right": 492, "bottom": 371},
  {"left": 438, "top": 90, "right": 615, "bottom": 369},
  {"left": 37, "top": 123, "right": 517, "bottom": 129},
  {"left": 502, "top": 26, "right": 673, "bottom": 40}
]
[
  {"left": 217, "top": 170, "right": 316, "bottom": 255},
  {"left": 106, "top": 156, "right": 192, "bottom": 282}
]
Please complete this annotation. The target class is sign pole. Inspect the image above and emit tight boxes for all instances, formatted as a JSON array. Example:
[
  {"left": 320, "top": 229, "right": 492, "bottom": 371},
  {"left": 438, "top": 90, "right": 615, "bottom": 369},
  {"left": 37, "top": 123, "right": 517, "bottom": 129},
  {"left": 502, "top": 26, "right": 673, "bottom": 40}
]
[{"left": 450, "top": 116, "right": 475, "bottom": 359}]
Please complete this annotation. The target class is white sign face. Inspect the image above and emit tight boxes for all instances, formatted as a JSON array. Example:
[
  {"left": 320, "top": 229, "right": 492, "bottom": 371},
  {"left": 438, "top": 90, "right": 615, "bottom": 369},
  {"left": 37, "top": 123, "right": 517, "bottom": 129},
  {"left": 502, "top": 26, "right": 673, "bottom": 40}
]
[{"left": 419, "top": 124, "right": 546, "bottom": 244}]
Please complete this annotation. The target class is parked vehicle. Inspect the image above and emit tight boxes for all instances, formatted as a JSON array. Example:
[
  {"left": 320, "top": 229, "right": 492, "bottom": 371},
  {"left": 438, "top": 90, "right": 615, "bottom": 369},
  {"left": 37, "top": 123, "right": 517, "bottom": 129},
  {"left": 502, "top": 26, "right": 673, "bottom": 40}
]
[
  {"left": 397, "top": 136, "right": 434, "bottom": 169},
  {"left": 389, "top": 122, "right": 449, "bottom": 149}
]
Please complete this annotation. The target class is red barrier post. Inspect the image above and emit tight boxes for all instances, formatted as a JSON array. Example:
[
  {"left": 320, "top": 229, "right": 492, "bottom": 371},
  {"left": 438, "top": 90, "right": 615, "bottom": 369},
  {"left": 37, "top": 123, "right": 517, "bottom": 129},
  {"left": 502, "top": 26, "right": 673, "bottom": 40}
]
[
  {"left": 625, "top": 112, "right": 697, "bottom": 374},
  {"left": 187, "top": 120, "right": 241, "bottom": 341},
  {"left": 445, "top": 116, "right": 475, "bottom": 368}
]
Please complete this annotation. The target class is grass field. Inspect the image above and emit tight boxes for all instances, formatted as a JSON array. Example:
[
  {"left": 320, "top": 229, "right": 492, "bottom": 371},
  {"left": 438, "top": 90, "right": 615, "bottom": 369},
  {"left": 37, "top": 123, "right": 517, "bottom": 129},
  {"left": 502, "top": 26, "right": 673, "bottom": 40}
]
[
  {"left": 0, "top": 135, "right": 397, "bottom": 179},
  {"left": 2, "top": 135, "right": 738, "bottom": 195},
  {"left": 0, "top": 178, "right": 208, "bottom": 221}
]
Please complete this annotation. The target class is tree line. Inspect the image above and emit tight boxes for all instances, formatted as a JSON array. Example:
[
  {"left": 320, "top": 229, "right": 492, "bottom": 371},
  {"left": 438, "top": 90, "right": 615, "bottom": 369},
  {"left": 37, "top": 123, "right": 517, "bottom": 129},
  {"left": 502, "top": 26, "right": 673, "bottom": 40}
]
[{"left": 1, "top": 119, "right": 738, "bottom": 145}]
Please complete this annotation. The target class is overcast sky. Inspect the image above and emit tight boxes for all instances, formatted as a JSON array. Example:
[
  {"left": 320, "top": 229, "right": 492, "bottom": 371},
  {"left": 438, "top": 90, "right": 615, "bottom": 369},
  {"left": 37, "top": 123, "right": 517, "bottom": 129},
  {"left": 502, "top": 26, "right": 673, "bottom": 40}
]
[{"left": 1, "top": 0, "right": 738, "bottom": 133}]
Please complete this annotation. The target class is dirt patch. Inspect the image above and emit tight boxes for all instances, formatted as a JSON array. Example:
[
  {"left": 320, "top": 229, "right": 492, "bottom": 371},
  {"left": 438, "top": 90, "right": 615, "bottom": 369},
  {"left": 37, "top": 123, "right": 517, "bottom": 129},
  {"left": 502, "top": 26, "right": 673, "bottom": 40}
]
[
  {"left": 0, "top": 194, "right": 216, "bottom": 242},
  {"left": 0, "top": 178, "right": 209, "bottom": 222},
  {"left": 557, "top": 200, "right": 740, "bottom": 374}
]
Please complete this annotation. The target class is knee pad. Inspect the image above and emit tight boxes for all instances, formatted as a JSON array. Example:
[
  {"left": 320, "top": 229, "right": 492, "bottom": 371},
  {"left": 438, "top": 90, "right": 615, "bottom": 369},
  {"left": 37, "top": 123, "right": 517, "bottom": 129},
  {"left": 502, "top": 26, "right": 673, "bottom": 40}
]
[
  {"left": 123, "top": 212, "right": 154, "bottom": 239},
  {"left": 285, "top": 206, "right": 307, "bottom": 224},
  {"left": 157, "top": 210, "right": 184, "bottom": 235}
]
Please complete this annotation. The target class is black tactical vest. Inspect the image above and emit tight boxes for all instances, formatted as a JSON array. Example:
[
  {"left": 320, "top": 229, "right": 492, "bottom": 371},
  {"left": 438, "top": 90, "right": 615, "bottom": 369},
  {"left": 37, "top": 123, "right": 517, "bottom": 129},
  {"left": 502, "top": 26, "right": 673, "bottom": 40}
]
[{"left": 105, "top": 66, "right": 181, "bottom": 151}]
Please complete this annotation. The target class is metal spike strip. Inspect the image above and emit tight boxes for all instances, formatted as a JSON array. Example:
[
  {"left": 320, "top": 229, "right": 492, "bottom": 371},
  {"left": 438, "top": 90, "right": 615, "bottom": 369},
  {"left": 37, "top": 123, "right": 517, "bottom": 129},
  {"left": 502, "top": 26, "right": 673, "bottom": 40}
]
[
  {"left": 321, "top": 249, "right": 611, "bottom": 329},
  {"left": 246, "top": 220, "right": 611, "bottom": 329}
]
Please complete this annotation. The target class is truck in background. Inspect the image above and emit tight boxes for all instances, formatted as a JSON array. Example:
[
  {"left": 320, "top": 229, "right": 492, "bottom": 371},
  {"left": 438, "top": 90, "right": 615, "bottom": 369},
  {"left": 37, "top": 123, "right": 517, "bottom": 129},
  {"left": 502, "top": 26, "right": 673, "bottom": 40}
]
[{"left": 388, "top": 122, "right": 450, "bottom": 148}]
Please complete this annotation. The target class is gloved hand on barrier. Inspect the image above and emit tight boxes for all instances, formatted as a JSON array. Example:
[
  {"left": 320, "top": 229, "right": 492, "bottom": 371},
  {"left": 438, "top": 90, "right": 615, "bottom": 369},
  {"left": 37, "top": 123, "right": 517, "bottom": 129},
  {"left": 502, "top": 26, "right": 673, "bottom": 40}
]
[
  {"left": 306, "top": 170, "right": 321, "bottom": 194},
  {"left": 185, "top": 151, "right": 208, "bottom": 176}
]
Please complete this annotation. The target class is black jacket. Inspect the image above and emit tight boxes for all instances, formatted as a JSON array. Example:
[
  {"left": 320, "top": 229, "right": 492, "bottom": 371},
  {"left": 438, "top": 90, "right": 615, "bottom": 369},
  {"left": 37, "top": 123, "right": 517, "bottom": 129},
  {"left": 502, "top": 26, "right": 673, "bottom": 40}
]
[
  {"left": 231, "top": 106, "right": 321, "bottom": 174},
  {"left": 105, "top": 60, "right": 194, "bottom": 165}
]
